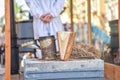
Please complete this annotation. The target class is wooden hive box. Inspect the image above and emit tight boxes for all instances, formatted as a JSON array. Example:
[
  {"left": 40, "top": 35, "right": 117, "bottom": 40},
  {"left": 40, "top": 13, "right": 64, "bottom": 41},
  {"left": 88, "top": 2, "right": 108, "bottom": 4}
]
[{"left": 24, "top": 59, "right": 104, "bottom": 80}]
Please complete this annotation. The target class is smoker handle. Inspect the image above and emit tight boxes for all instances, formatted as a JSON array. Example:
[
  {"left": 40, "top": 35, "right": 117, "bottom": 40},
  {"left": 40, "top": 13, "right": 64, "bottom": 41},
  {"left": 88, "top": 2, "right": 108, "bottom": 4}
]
[{"left": 34, "top": 39, "right": 41, "bottom": 49}]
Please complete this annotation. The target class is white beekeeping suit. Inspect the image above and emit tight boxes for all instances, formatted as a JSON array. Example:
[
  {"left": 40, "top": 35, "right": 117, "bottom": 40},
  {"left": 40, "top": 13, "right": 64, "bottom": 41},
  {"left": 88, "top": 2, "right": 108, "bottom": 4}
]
[{"left": 25, "top": 0, "right": 65, "bottom": 58}]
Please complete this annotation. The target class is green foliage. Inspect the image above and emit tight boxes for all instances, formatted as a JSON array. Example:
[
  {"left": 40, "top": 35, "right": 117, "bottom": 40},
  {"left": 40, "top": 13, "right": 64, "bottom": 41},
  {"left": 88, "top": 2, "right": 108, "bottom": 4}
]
[
  {"left": 0, "top": 15, "right": 5, "bottom": 33},
  {"left": 14, "top": 1, "right": 28, "bottom": 22}
]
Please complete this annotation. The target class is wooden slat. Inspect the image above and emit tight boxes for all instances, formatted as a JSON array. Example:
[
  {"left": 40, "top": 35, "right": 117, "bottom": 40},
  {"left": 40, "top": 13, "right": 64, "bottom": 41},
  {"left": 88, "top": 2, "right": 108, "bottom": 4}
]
[
  {"left": 70, "top": 0, "right": 73, "bottom": 31},
  {"left": 104, "top": 63, "right": 115, "bottom": 80},
  {"left": 4, "top": 0, "right": 11, "bottom": 80},
  {"left": 104, "top": 63, "right": 120, "bottom": 80},
  {"left": 57, "top": 32, "right": 76, "bottom": 60},
  {"left": 115, "top": 66, "right": 120, "bottom": 80},
  {"left": 87, "top": 0, "right": 92, "bottom": 44},
  {"left": 24, "top": 59, "right": 104, "bottom": 80},
  {"left": 118, "top": 0, "right": 120, "bottom": 59}
]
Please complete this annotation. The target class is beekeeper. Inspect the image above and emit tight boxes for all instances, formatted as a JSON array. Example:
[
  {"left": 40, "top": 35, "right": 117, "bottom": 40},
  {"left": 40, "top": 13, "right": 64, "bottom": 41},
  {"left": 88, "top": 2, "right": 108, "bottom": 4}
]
[{"left": 25, "top": 0, "right": 65, "bottom": 58}]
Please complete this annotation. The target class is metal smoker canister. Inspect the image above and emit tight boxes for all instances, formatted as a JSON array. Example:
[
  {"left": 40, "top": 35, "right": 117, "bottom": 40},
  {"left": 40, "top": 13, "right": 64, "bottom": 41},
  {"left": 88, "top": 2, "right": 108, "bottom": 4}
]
[{"left": 39, "top": 36, "right": 56, "bottom": 60}]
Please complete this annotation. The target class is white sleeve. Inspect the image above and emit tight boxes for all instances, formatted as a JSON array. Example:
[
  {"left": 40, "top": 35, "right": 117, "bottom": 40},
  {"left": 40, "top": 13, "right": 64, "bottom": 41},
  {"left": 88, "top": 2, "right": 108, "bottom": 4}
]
[
  {"left": 25, "top": 0, "right": 42, "bottom": 19},
  {"left": 25, "top": 0, "right": 30, "bottom": 3},
  {"left": 50, "top": 0, "right": 65, "bottom": 17},
  {"left": 25, "top": 0, "right": 30, "bottom": 7}
]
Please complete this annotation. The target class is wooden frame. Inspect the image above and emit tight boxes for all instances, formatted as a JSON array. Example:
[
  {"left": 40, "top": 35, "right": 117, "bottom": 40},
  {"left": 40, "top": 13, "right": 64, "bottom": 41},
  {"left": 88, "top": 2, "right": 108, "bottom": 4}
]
[
  {"left": 4, "top": 0, "right": 11, "bottom": 80},
  {"left": 105, "top": 63, "right": 120, "bottom": 80},
  {"left": 70, "top": 0, "right": 73, "bottom": 31},
  {"left": 87, "top": 0, "right": 92, "bottom": 44},
  {"left": 118, "top": 0, "right": 120, "bottom": 58}
]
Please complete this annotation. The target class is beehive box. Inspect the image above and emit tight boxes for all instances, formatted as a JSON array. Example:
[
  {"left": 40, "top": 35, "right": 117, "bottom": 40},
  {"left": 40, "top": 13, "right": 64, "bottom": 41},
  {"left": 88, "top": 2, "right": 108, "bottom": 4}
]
[{"left": 24, "top": 59, "right": 104, "bottom": 80}]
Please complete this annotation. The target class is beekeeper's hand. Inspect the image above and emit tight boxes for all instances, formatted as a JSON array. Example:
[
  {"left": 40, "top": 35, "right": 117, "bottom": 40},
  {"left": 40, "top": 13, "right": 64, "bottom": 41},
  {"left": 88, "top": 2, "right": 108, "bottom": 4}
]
[{"left": 40, "top": 13, "right": 53, "bottom": 23}]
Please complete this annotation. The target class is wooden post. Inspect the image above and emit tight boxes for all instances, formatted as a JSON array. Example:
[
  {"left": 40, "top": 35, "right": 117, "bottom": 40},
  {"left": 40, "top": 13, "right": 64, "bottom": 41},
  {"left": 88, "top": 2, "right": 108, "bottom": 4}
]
[
  {"left": 4, "top": 0, "right": 11, "bottom": 80},
  {"left": 87, "top": 0, "right": 92, "bottom": 44},
  {"left": 118, "top": 0, "right": 120, "bottom": 59},
  {"left": 97, "top": 0, "right": 105, "bottom": 30},
  {"left": 70, "top": 0, "right": 73, "bottom": 31},
  {"left": 97, "top": 0, "right": 105, "bottom": 16}
]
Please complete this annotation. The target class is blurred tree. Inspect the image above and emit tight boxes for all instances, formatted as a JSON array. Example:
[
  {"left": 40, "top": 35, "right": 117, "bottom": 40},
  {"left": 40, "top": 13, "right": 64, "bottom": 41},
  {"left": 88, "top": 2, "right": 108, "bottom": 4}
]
[
  {"left": 0, "top": 1, "right": 28, "bottom": 33},
  {"left": 0, "top": 15, "right": 5, "bottom": 33},
  {"left": 14, "top": 2, "right": 27, "bottom": 22}
]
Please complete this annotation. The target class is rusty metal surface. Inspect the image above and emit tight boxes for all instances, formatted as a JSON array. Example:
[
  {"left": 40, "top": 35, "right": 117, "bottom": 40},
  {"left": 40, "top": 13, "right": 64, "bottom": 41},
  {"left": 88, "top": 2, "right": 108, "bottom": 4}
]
[{"left": 39, "top": 36, "right": 56, "bottom": 60}]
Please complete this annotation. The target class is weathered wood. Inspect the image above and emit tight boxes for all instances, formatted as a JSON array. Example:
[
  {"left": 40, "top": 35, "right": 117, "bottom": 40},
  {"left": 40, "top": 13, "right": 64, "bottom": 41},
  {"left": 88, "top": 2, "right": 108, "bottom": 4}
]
[
  {"left": 25, "top": 71, "right": 104, "bottom": 80},
  {"left": 70, "top": 0, "right": 73, "bottom": 31},
  {"left": 25, "top": 78, "right": 104, "bottom": 80},
  {"left": 118, "top": 0, "right": 120, "bottom": 59},
  {"left": 10, "top": 74, "right": 107, "bottom": 80},
  {"left": 4, "top": 0, "right": 11, "bottom": 80},
  {"left": 115, "top": 66, "right": 120, "bottom": 80},
  {"left": 104, "top": 63, "right": 120, "bottom": 80},
  {"left": 57, "top": 32, "right": 76, "bottom": 60},
  {"left": 24, "top": 59, "right": 104, "bottom": 80},
  {"left": 87, "top": 0, "right": 92, "bottom": 44},
  {"left": 104, "top": 63, "right": 115, "bottom": 80}
]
